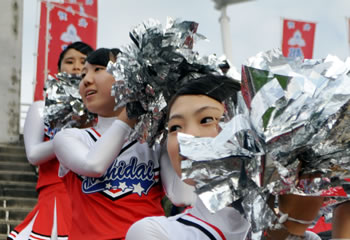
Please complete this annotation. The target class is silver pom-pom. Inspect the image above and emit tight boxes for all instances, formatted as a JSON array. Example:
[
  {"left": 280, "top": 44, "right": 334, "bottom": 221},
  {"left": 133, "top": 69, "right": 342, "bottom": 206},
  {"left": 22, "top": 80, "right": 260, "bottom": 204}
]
[
  {"left": 108, "top": 18, "right": 226, "bottom": 146},
  {"left": 44, "top": 73, "right": 96, "bottom": 137}
]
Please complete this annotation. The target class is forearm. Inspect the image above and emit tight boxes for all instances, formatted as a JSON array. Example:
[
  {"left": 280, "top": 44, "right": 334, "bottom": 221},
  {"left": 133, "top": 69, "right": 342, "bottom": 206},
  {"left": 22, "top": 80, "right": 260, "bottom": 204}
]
[
  {"left": 25, "top": 141, "right": 55, "bottom": 165},
  {"left": 267, "top": 194, "right": 323, "bottom": 238},
  {"left": 332, "top": 201, "right": 350, "bottom": 238},
  {"left": 54, "top": 119, "right": 131, "bottom": 177},
  {"left": 24, "top": 101, "right": 55, "bottom": 165}
]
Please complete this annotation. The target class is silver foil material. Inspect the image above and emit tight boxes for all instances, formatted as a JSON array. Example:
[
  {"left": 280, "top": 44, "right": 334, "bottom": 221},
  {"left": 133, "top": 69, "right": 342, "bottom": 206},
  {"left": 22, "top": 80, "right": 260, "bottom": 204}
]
[
  {"left": 108, "top": 18, "right": 225, "bottom": 145},
  {"left": 178, "top": 49, "right": 350, "bottom": 234},
  {"left": 44, "top": 73, "right": 95, "bottom": 136},
  {"left": 243, "top": 49, "right": 350, "bottom": 196}
]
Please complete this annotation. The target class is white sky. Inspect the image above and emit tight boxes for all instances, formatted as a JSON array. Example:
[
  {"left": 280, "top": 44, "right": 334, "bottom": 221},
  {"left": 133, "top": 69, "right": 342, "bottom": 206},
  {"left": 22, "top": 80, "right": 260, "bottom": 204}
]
[{"left": 21, "top": 0, "right": 350, "bottom": 104}]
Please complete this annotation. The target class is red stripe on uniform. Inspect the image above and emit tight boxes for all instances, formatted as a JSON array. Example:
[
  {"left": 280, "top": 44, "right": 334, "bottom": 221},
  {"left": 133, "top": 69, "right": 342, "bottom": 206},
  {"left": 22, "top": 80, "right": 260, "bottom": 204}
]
[
  {"left": 186, "top": 213, "right": 226, "bottom": 240},
  {"left": 90, "top": 127, "right": 101, "bottom": 137},
  {"left": 9, "top": 232, "right": 16, "bottom": 238},
  {"left": 29, "top": 234, "right": 46, "bottom": 240}
]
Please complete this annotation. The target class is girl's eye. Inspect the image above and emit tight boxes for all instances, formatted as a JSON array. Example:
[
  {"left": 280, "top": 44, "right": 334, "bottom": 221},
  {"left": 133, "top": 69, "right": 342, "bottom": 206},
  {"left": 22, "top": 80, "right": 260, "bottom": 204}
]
[
  {"left": 95, "top": 67, "right": 105, "bottom": 72},
  {"left": 65, "top": 60, "right": 73, "bottom": 64},
  {"left": 200, "top": 117, "right": 215, "bottom": 124},
  {"left": 81, "top": 73, "right": 86, "bottom": 79},
  {"left": 168, "top": 125, "right": 181, "bottom": 133}
]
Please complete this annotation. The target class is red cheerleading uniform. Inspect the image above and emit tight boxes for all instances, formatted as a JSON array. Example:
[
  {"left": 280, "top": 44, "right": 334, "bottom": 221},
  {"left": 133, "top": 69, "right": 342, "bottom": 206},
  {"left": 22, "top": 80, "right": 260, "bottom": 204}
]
[
  {"left": 59, "top": 126, "right": 165, "bottom": 240},
  {"left": 8, "top": 101, "right": 71, "bottom": 240}
]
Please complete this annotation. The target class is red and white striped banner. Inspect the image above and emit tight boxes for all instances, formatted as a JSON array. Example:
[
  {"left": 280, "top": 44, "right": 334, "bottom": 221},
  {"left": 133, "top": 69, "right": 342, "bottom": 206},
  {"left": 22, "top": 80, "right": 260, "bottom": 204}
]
[
  {"left": 281, "top": 18, "right": 316, "bottom": 59},
  {"left": 34, "top": 0, "right": 98, "bottom": 101}
]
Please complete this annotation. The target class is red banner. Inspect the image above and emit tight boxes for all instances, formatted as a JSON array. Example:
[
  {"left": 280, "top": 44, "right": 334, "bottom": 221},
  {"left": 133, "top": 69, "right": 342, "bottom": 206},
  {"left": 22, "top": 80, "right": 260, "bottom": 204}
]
[
  {"left": 34, "top": 0, "right": 98, "bottom": 101},
  {"left": 282, "top": 18, "right": 316, "bottom": 59}
]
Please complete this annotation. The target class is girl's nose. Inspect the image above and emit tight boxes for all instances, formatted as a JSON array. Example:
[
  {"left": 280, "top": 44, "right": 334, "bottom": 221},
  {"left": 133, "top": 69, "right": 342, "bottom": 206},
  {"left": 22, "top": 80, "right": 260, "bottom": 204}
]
[
  {"left": 72, "top": 62, "right": 81, "bottom": 73},
  {"left": 184, "top": 124, "right": 201, "bottom": 137},
  {"left": 82, "top": 73, "right": 94, "bottom": 87}
]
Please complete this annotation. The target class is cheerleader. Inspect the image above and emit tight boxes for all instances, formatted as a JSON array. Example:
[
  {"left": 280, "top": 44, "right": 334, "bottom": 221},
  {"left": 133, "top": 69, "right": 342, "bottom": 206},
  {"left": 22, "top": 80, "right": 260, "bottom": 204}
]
[
  {"left": 126, "top": 73, "right": 322, "bottom": 240},
  {"left": 53, "top": 48, "right": 178, "bottom": 239},
  {"left": 7, "top": 41, "right": 93, "bottom": 240},
  {"left": 126, "top": 75, "right": 251, "bottom": 240}
]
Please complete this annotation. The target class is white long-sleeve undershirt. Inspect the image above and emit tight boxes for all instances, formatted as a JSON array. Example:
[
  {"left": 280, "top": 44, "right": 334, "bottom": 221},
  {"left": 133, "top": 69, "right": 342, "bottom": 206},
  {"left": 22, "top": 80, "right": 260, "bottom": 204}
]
[
  {"left": 53, "top": 116, "right": 131, "bottom": 177},
  {"left": 23, "top": 101, "right": 56, "bottom": 166}
]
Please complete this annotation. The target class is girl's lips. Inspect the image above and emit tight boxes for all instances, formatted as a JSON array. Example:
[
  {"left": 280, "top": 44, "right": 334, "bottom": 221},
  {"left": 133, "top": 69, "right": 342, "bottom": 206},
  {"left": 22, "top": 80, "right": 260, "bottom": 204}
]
[{"left": 85, "top": 90, "right": 97, "bottom": 99}]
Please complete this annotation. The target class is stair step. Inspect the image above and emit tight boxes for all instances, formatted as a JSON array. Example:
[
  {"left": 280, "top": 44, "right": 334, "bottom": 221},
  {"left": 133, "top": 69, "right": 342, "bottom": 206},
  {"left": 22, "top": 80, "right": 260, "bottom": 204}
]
[
  {"left": 0, "top": 181, "right": 36, "bottom": 189},
  {"left": 0, "top": 188, "right": 37, "bottom": 199},
  {"left": 0, "top": 207, "right": 33, "bottom": 222},
  {"left": 0, "top": 161, "right": 34, "bottom": 172},
  {"left": 0, "top": 219, "right": 22, "bottom": 236},
  {"left": 0, "top": 171, "right": 37, "bottom": 183},
  {"left": 0, "top": 152, "right": 27, "bottom": 163},
  {"left": 0, "top": 144, "right": 25, "bottom": 155},
  {"left": 0, "top": 181, "right": 37, "bottom": 198},
  {"left": 0, "top": 197, "right": 37, "bottom": 209}
]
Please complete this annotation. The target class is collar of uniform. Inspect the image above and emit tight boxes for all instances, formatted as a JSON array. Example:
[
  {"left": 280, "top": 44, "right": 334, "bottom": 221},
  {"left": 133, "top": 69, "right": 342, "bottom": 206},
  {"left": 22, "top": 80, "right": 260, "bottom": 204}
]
[{"left": 95, "top": 115, "right": 118, "bottom": 135}]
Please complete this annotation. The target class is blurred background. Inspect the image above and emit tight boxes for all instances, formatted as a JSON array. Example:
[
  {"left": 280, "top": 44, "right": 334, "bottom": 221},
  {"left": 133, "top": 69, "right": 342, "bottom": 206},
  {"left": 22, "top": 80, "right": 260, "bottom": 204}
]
[{"left": 3, "top": 0, "right": 350, "bottom": 140}]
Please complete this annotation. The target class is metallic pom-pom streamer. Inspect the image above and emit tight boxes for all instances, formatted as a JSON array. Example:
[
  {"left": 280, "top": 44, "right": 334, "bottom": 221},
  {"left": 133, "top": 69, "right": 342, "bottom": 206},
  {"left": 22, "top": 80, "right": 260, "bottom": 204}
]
[
  {"left": 108, "top": 18, "right": 228, "bottom": 145},
  {"left": 44, "top": 73, "right": 96, "bottom": 137}
]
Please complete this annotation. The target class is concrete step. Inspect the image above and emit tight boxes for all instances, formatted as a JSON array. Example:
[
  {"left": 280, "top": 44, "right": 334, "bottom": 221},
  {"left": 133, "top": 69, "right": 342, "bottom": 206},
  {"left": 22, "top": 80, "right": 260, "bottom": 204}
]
[
  {"left": 0, "top": 207, "right": 33, "bottom": 221},
  {"left": 0, "top": 181, "right": 36, "bottom": 189},
  {"left": 0, "top": 197, "right": 37, "bottom": 209},
  {"left": 0, "top": 152, "right": 27, "bottom": 163},
  {"left": 0, "top": 141, "right": 37, "bottom": 238},
  {"left": 0, "top": 161, "right": 34, "bottom": 172},
  {"left": 0, "top": 144, "right": 25, "bottom": 155},
  {"left": 0, "top": 219, "right": 22, "bottom": 236},
  {"left": 0, "top": 180, "right": 37, "bottom": 198},
  {"left": 0, "top": 181, "right": 37, "bottom": 198},
  {"left": 0, "top": 171, "right": 37, "bottom": 184},
  {"left": 1, "top": 189, "right": 37, "bottom": 199}
]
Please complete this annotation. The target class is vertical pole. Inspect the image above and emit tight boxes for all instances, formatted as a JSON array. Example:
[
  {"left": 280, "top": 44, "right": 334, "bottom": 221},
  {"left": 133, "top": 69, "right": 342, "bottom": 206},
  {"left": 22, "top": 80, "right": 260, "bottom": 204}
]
[
  {"left": 347, "top": 17, "right": 350, "bottom": 57},
  {"left": 219, "top": 5, "right": 234, "bottom": 64},
  {"left": 31, "top": 0, "right": 41, "bottom": 97},
  {"left": 44, "top": 0, "right": 50, "bottom": 80}
]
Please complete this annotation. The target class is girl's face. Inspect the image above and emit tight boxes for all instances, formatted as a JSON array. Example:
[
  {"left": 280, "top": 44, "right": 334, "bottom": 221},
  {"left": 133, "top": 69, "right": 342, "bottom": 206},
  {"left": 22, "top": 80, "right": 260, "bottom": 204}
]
[
  {"left": 79, "top": 62, "right": 117, "bottom": 117},
  {"left": 167, "top": 95, "right": 224, "bottom": 183},
  {"left": 59, "top": 48, "right": 86, "bottom": 74}
]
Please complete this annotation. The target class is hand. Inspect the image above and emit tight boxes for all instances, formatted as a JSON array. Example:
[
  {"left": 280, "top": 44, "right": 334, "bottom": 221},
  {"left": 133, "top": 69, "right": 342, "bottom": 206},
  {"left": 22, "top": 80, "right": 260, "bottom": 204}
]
[{"left": 278, "top": 194, "right": 324, "bottom": 236}]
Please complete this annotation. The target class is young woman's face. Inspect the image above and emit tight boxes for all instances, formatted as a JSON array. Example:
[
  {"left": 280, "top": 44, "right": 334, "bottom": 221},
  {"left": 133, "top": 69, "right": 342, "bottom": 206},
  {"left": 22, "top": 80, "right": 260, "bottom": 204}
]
[
  {"left": 79, "top": 62, "right": 117, "bottom": 117},
  {"left": 59, "top": 48, "right": 87, "bottom": 74},
  {"left": 167, "top": 95, "right": 224, "bottom": 183}
]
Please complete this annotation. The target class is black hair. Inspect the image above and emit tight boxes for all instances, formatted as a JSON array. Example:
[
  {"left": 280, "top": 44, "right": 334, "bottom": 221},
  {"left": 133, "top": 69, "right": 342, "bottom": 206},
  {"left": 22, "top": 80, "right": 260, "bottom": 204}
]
[
  {"left": 57, "top": 41, "right": 94, "bottom": 71},
  {"left": 85, "top": 48, "right": 121, "bottom": 67},
  {"left": 166, "top": 74, "right": 240, "bottom": 120}
]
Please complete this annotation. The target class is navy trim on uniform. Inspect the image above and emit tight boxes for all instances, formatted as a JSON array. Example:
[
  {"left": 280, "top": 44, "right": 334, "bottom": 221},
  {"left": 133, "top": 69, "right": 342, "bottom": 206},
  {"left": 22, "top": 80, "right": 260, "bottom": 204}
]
[
  {"left": 119, "top": 140, "right": 137, "bottom": 156},
  {"left": 31, "top": 230, "right": 51, "bottom": 237},
  {"left": 176, "top": 218, "right": 217, "bottom": 240},
  {"left": 85, "top": 130, "right": 97, "bottom": 142}
]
